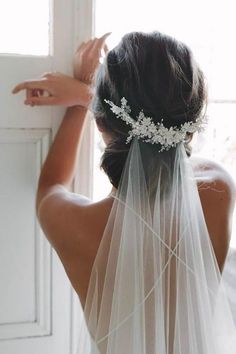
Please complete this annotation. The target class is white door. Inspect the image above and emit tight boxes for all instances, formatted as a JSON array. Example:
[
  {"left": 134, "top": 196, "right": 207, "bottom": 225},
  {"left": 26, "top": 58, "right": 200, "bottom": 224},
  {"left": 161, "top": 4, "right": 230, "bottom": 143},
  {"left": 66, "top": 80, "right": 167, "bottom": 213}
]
[{"left": 0, "top": 1, "right": 94, "bottom": 353}]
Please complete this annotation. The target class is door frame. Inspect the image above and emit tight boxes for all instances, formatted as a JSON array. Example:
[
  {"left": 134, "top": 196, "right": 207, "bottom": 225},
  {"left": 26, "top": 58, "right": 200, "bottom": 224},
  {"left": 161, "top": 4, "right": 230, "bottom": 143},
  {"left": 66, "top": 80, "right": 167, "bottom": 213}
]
[{"left": 69, "top": 1, "right": 95, "bottom": 353}]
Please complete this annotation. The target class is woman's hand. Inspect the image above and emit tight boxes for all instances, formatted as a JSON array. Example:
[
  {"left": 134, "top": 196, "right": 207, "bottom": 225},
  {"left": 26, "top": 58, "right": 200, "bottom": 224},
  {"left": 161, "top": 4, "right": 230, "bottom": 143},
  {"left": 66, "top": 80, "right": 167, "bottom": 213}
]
[
  {"left": 12, "top": 32, "right": 110, "bottom": 107},
  {"left": 12, "top": 72, "right": 92, "bottom": 108},
  {"left": 73, "top": 32, "right": 110, "bottom": 84}
]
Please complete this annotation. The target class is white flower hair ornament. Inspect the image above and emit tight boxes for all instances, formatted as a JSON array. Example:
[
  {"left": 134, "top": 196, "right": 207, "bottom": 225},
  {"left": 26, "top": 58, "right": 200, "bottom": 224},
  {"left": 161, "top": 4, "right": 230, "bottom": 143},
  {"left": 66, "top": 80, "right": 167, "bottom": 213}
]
[{"left": 104, "top": 97, "right": 208, "bottom": 152}]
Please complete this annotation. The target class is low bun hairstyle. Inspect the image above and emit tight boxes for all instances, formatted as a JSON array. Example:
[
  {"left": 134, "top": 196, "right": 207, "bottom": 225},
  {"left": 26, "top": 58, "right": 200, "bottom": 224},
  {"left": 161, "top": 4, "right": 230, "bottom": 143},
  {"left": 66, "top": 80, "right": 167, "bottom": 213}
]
[{"left": 92, "top": 31, "right": 208, "bottom": 189}]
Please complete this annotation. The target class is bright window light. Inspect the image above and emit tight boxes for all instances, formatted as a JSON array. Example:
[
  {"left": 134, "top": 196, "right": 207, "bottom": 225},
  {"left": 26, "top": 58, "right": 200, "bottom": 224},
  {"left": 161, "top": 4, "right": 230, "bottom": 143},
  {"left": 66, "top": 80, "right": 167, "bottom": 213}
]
[{"left": 0, "top": 0, "right": 50, "bottom": 55}]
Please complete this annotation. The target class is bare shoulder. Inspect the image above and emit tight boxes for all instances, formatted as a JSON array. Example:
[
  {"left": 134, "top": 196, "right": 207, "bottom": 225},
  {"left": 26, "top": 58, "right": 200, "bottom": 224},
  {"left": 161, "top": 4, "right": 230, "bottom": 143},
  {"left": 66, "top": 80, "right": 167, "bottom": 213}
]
[
  {"left": 189, "top": 155, "right": 236, "bottom": 271},
  {"left": 37, "top": 185, "right": 113, "bottom": 250},
  {"left": 190, "top": 154, "right": 236, "bottom": 204}
]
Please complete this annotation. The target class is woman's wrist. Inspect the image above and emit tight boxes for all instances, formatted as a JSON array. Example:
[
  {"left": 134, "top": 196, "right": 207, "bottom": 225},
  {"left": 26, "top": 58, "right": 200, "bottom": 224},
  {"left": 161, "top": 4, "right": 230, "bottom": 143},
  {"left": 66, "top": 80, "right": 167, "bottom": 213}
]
[
  {"left": 75, "top": 80, "right": 93, "bottom": 109},
  {"left": 65, "top": 105, "right": 87, "bottom": 116}
]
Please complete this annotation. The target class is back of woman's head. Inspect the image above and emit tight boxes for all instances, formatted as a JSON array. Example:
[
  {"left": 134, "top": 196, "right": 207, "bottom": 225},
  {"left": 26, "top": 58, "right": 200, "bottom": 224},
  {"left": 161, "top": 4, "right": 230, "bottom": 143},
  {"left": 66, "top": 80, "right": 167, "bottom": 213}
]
[{"left": 92, "top": 31, "right": 208, "bottom": 189}]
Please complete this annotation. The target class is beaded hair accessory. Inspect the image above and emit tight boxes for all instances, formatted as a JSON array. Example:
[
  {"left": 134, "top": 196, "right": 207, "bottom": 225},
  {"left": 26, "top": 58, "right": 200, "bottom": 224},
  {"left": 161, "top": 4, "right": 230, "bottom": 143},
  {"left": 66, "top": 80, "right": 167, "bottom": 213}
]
[{"left": 104, "top": 97, "right": 207, "bottom": 152}]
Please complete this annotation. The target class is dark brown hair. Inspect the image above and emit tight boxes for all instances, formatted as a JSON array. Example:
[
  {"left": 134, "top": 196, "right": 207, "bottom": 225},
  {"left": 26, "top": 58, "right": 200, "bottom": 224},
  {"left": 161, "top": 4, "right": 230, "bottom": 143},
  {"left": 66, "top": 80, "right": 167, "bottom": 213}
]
[{"left": 92, "top": 31, "right": 208, "bottom": 188}]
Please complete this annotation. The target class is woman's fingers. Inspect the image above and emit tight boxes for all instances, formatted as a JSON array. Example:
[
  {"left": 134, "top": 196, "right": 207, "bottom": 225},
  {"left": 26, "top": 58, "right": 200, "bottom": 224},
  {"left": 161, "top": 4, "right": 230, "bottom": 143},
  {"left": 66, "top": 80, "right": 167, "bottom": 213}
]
[
  {"left": 75, "top": 42, "right": 86, "bottom": 53},
  {"left": 104, "top": 43, "right": 109, "bottom": 54},
  {"left": 26, "top": 88, "right": 33, "bottom": 100},
  {"left": 95, "top": 32, "right": 111, "bottom": 49},
  {"left": 80, "top": 39, "right": 94, "bottom": 54},
  {"left": 25, "top": 89, "right": 34, "bottom": 106},
  {"left": 91, "top": 33, "right": 111, "bottom": 51},
  {"left": 12, "top": 80, "right": 47, "bottom": 94},
  {"left": 77, "top": 33, "right": 111, "bottom": 55},
  {"left": 25, "top": 88, "right": 46, "bottom": 105},
  {"left": 89, "top": 33, "right": 111, "bottom": 60},
  {"left": 33, "top": 89, "right": 44, "bottom": 97},
  {"left": 12, "top": 73, "right": 87, "bottom": 107},
  {"left": 24, "top": 96, "right": 56, "bottom": 106},
  {"left": 99, "top": 32, "right": 112, "bottom": 43}
]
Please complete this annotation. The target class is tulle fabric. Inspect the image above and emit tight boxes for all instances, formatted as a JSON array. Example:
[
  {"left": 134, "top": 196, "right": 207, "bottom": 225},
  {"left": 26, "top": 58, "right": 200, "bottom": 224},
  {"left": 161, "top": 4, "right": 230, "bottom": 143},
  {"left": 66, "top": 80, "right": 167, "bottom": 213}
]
[{"left": 77, "top": 138, "right": 236, "bottom": 354}]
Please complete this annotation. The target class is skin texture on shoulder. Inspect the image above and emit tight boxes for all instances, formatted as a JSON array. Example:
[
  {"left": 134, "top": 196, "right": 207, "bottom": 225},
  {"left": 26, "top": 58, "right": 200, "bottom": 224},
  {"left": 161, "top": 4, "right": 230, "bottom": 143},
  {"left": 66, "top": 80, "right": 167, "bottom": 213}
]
[
  {"left": 190, "top": 155, "right": 236, "bottom": 204},
  {"left": 190, "top": 155, "right": 236, "bottom": 273}
]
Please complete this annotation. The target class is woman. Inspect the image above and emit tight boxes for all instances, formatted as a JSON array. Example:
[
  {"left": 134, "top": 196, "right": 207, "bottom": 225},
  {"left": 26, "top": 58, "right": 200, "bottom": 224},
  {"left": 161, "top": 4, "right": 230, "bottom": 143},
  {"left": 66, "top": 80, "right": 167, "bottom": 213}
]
[{"left": 13, "top": 31, "right": 236, "bottom": 353}]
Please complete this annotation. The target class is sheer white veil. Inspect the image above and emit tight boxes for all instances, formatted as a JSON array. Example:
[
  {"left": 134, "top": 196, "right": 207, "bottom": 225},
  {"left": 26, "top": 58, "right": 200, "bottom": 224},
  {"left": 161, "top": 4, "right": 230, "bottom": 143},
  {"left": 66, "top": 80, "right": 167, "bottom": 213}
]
[{"left": 77, "top": 138, "right": 236, "bottom": 354}]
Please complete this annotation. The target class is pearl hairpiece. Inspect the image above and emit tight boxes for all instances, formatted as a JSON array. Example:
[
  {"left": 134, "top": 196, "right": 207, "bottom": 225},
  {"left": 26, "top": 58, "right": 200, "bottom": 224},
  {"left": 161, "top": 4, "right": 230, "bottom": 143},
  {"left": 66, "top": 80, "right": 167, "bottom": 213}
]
[{"left": 104, "top": 97, "right": 208, "bottom": 152}]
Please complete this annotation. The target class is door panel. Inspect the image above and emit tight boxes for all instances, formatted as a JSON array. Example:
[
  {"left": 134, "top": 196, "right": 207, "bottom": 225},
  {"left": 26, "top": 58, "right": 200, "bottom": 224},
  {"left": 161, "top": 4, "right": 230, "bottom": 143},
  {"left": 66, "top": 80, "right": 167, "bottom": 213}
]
[{"left": 0, "top": 129, "right": 51, "bottom": 341}]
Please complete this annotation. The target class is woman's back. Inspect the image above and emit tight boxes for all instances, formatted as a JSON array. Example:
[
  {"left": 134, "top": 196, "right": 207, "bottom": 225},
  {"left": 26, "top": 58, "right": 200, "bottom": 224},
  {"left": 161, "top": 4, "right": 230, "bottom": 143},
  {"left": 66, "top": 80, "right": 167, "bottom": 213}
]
[{"left": 42, "top": 155, "right": 235, "bottom": 308}]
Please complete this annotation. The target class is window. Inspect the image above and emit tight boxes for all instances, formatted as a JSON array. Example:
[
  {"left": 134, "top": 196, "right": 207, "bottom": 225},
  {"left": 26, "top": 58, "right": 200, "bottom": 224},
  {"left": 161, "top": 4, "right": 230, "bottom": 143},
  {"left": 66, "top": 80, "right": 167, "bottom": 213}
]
[{"left": 0, "top": 0, "right": 50, "bottom": 55}]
